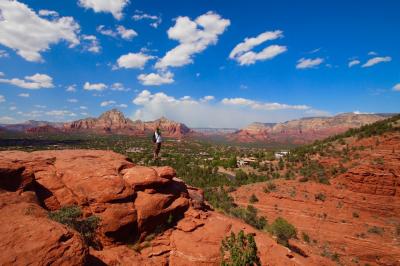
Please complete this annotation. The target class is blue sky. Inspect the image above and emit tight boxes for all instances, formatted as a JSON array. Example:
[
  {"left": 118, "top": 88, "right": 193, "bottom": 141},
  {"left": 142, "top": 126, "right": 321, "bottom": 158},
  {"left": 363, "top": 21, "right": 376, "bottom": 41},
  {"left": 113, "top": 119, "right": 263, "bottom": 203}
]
[{"left": 0, "top": 0, "right": 399, "bottom": 128}]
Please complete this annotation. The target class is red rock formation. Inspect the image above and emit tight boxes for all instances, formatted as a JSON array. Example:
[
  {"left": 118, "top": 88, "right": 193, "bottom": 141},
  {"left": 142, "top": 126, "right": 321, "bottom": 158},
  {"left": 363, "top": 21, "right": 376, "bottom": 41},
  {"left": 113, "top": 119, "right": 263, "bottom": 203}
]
[
  {"left": 231, "top": 131, "right": 400, "bottom": 265},
  {"left": 230, "top": 113, "right": 390, "bottom": 143},
  {"left": 62, "top": 109, "right": 191, "bottom": 138},
  {"left": 0, "top": 149, "right": 329, "bottom": 265}
]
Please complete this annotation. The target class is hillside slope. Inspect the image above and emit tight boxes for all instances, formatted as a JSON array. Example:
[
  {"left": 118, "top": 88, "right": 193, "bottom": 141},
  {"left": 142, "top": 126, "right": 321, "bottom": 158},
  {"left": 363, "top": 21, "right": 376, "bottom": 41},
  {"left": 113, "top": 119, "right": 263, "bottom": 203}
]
[{"left": 231, "top": 114, "right": 400, "bottom": 265}]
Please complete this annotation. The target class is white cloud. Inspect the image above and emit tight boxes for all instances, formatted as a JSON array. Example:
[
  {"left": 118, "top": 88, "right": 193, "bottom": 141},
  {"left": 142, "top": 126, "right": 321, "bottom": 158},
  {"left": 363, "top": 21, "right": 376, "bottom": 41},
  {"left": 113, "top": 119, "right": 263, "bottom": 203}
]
[
  {"left": 34, "top": 105, "right": 46, "bottom": 109},
  {"left": 97, "top": 25, "right": 137, "bottom": 40},
  {"left": 368, "top": 51, "right": 378, "bottom": 56},
  {"left": 200, "top": 95, "right": 214, "bottom": 102},
  {"left": 66, "top": 84, "right": 77, "bottom": 92},
  {"left": 9, "top": 106, "right": 17, "bottom": 111},
  {"left": 18, "top": 93, "right": 30, "bottom": 98},
  {"left": 0, "top": 95, "right": 5, "bottom": 103},
  {"left": 229, "top": 30, "right": 287, "bottom": 65},
  {"left": 111, "top": 82, "right": 130, "bottom": 91},
  {"left": 116, "top": 52, "right": 153, "bottom": 69},
  {"left": 221, "top": 97, "right": 309, "bottom": 110},
  {"left": 38, "top": 9, "right": 59, "bottom": 17},
  {"left": 132, "top": 11, "right": 162, "bottom": 28},
  {"left": 0, "top": 72, "right": 4, "bottom": 77},
  {"left": 393, "top": 83, "right": 400, "bottom": 92},
  {"left": 100, "top": 100, "right": 116, "bottom": 107},
  {"left": 0, "top": 73, "right": 54, "bottom": 89},
  {"left": 80, "top": 106, "right": 88, "bottom": 110},
  {"left": 132, "top": 90, "right": 322, "bottom": 128},
  {"left": 137, "top": 71, "right": 174, "bottom": 86},
  {"left": 82, "top": 35, "right": 101, "bottom": 53},
  {"left": 155, "top": 11, "right": 230, "bottom": 69},
  {"left": 116, "top": 25, "right": 137, "bottom": 40},
  {"left": 0, "top": 50, "right": 9, "bottom": 58},
  {"left": 0, "top": 1, "right": 80, "bottom": 62},
  {"left": 362, "top": 56, "right": 391, "bottom": 68},
  {"left": 97, "top": 25, "right": 117, "bottom": 37},
  {"left": 46, "top": 110, "right": 76, "bottom": 117},
  {"left": 296, "top": 57, "right": 324, "bottom": 69},
  {"left": 117, "top": 103, "right": 128, "bottom": 108},
  {"left": 67, "top": 98, "right": 78, "bottom": 103},
  {"left": 83, "top": 82, "right": 107, "bottom": 91},
  {"left": 0, "top": 116, "right": 14, "bottom": 123},
  {"left": 78, "top": 0, "right": 129, "bottom": 20},
  {"left": 348, "top": 59, "right": 360, "bottom": 68}
]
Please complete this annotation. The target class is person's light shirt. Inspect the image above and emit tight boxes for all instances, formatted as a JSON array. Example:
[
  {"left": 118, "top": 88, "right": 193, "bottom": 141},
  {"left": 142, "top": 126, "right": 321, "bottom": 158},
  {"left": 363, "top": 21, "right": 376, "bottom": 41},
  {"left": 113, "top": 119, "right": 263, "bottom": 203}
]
[{"left": 155, "top": 131, "right": 162, "bottom": 143}]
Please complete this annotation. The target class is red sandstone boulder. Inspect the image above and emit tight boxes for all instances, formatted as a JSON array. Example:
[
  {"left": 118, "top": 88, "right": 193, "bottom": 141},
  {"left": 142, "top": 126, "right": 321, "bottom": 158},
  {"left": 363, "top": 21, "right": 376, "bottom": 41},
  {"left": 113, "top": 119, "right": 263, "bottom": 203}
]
[{"left": 0, "top": 191, "right": 87, "bottom": 266}]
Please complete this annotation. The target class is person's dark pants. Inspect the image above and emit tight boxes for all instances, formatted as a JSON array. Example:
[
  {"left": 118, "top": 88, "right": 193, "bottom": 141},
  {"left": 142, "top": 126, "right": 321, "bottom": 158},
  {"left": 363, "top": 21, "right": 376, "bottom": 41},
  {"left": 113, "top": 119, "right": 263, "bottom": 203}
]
[{"left": 154, "top": 143, "right": 161, "bottom": 158}]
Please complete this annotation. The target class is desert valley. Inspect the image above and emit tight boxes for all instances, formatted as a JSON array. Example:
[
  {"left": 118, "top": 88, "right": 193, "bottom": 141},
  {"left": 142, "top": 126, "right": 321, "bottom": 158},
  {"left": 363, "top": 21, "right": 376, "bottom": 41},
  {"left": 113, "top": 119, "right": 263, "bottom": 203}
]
[{"left": 1, "top": 0, "right": 399, "bottom": 265}]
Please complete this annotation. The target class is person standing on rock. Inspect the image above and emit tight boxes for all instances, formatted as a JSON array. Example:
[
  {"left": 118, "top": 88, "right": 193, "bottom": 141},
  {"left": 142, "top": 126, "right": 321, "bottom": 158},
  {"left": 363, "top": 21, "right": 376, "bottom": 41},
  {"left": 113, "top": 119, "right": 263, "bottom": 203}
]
[{"left": 153, "top": 127, "right": 162, "bottom": 160}]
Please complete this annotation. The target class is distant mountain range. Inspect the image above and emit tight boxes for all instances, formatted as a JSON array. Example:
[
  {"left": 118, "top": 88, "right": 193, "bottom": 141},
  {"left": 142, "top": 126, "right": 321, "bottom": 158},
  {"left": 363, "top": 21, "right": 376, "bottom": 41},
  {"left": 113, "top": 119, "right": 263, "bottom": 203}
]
[
  {"left": 229, "top": 113, "right": 394, "bottom": 144},
  {"left": 1, "top": 109, "right": 191, "bottom": 138},
  {"left": 1, "top": 110, "right": 396, "bottom": 144}
]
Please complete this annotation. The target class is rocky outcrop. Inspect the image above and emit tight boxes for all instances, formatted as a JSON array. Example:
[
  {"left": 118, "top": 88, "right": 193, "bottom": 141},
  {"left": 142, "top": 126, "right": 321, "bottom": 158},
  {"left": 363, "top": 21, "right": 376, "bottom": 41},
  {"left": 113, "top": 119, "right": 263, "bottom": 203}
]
[
  {"left": 0, "top": 191, "right": 87, "bottom": 266},
  {"left": 63, "top": 109, "right": 191, "bottom": 137},
  {"left": 0, "top": 149, "right": 329, "bottom": 265},
  {"left": 231, "top": 113, "right": 390, "bottom": 143}
]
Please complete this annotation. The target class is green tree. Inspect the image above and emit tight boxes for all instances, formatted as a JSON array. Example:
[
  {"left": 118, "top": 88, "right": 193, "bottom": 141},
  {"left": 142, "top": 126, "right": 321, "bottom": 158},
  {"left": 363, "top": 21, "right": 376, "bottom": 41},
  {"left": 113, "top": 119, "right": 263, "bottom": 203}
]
[{"left": 220, "top": 230, "right": 261, "bottom": 266}]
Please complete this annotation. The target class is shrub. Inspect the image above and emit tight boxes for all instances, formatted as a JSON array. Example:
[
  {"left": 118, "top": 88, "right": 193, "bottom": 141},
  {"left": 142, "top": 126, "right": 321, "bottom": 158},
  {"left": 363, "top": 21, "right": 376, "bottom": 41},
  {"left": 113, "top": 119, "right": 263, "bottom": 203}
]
[
  {"left": 367, "top": 226, "right": 384, "bottom": 235},
  {"left": 314, "top": 193, "right": 326, "bottom": 202},
  {"left": 249, "top": 194, "right": 259, "bottom": 203},
  {"left": 269, "top": 217, "right": 297, "bottom": 246},
  {"left": 220, "top": 230, "right": 261, "bottom": 266},
  {"left": 301, "top": 232, "right": 310, "bottom": 243},
  {"left": 352, "top": 212, "right": 359, "bottom": 218},
  {"left": 49, "top": 205, "right": 100, "bottom": 246}
]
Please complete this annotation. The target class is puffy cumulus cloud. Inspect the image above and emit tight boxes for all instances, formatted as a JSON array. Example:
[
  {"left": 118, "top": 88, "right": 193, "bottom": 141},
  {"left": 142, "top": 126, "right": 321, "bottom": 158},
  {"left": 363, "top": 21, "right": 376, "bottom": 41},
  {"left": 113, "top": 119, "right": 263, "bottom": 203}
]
[
  {"left": 82, "top": 35, "right": 101, "bottom": 53},
  {"left": 66, "top": 84, "right": 77, "bottom": 92},
  {"left": 137, "top": 71, "right": 174, "bottom": 86},
  {"left": 155, "top": 11, "right": 230, "bottom": 69},
  {"left": 100, "top": 100, "right": 116, "bottom": 107},
  {"left": 0, "top": 1, "right": 80, "bottom": 62},
  {"left": 110, "top": 82, "right": 130, "bottom": 91},
  {"left": 18, "top": 93, "right": 30, "bottom": 98},
  {"left": 229, "top": 30, "right": 287, "bottom": 65},
  {"left": 78, "top": 0, "right": 129, "bottom": 20},
  {"left": 117, "top": 25, "right": 137, "bottom": 40},
  {"left": 393, "top": 83, "right": 400, "bottom": 92},
  {"left": 0, "top": 95, "right": 5, "bottom": 103},
  {"left": 97, "top": 25, "right": 137, "bottom": 40},
  {"left": 116, "top": 52, "right": 153, "bottom": 69},
  {"left": 362, "top": 56, "right": 391, "bottom": 68},
  {"left": 132, "top": 11, "right": 162, "bottom": 28},
  {"left": 0, "top": 73, "right": 54, "bottom": 89},
  {"left": 132, "top": 90, "right": 324, "bottom": 128},
  {"left": 83, "top": 82, "right": 107, "bottom": 91},
  {"left": 296, "top": 57, "right": 324, "bottom": 69},
  {"left": 348, "top": 59, "right": 360, "bottom": 68}
]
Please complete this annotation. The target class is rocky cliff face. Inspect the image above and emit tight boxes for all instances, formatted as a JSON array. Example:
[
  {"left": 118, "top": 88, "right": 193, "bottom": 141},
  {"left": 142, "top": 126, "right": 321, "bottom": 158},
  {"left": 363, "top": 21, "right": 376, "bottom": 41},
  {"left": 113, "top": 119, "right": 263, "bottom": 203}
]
[
  {"left": 0, "top": 150, "right": 329, "bottom": 265},
  {"left": 63, "top": 109, "right": 192, "bottom": 137},
  {"left": 231, "top": 131, "right": 400, "bottom": 265},
  {"left": 231, "top": 113, "right": 390, "bottom": 143}
]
